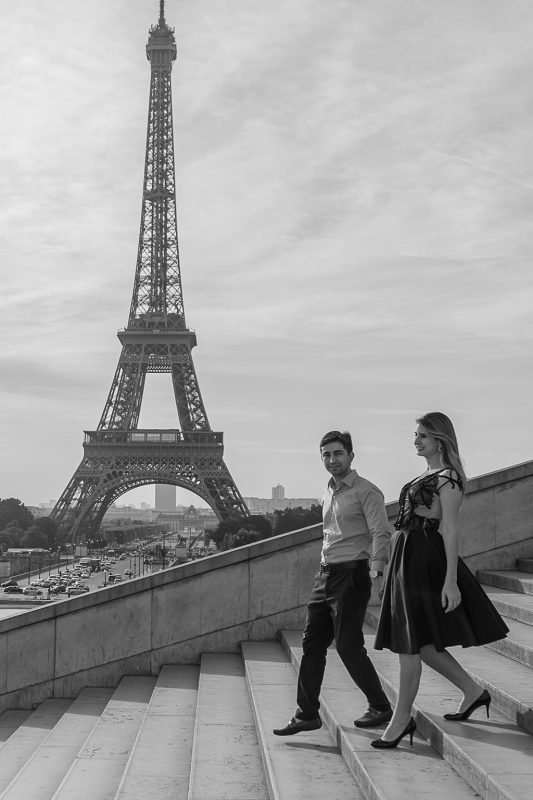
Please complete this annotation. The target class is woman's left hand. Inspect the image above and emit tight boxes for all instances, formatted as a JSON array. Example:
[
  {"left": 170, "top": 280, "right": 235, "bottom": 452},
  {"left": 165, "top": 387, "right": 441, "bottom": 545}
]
[{"left": 442, "top": 581, "right": 461, "bottom": 613}]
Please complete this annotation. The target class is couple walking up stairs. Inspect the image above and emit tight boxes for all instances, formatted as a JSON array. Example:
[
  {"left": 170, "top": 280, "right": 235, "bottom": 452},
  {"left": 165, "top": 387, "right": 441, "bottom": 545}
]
[{"left": 0, "top": 559, "right": 532, "bottom": 799}]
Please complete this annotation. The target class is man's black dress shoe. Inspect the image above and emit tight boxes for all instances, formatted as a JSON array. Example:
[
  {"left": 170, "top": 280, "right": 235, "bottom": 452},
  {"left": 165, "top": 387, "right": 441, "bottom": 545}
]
[
  {"left": 273, "top": 716, "right": 322, "bottom": 736},
  {"left": 354, "top": 707, "right": 393, "bottom": 728}
]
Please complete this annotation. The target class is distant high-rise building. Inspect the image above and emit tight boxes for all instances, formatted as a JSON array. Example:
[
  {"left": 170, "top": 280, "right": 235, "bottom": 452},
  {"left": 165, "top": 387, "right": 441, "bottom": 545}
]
[
  {"left": 272, "top": 484, "right": 285, "bottom": 500},
  {"left": 155, "top": 484, "right": 176, "bottom": 512},
  {"left": 38, "top": 500, "right": 56, "bottom": 509}
]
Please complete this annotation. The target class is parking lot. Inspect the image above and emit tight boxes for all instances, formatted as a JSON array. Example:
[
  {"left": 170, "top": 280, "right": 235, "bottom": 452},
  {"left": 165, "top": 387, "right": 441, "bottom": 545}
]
[{"left": 1, "top": 552, "right": 157, "bottom": 602}]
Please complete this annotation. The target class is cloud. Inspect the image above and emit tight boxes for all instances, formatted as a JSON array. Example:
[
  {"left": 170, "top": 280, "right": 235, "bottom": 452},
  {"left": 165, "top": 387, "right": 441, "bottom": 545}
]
[
  {"left": 0, "top": 358, "right": 95, "bottom": 398},
  {"left": 1, "top": 0, "right": 533, "bottom": 506}
]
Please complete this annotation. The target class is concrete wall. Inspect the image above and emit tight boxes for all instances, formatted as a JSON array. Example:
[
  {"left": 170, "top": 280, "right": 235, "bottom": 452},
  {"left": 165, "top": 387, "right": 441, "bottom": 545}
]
[
  {"left": 0, "top": 525, "right": 322, "bottom": 713},
  {"left": 459, "top": 460, "right": 533, "bottom": 570},
  {"left": 1, "top": 460, "right": 532, "bottom": 713}
]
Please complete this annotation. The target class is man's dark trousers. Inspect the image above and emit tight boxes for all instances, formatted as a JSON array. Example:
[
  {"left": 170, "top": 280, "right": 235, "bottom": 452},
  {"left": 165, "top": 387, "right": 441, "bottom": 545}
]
[{"left": 295, "top": 560, "right": 389, "bottom": 720}]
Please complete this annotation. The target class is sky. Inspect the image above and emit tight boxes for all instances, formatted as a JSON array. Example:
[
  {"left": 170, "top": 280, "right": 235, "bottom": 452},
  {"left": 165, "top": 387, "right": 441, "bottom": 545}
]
[{"left": 1, "top": 0, "right": 533, "bottom": 510}]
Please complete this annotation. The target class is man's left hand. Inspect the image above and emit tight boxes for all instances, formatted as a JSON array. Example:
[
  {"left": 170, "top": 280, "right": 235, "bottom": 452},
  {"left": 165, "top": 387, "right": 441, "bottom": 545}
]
[{"left": 371, "top": 573, "right": 385, "bottom": 601}]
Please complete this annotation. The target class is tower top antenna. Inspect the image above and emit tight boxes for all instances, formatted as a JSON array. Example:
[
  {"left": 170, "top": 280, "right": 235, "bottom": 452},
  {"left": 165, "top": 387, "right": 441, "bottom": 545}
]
[{"left": 147, "top": 0, "right": 176, "bottom": 61}]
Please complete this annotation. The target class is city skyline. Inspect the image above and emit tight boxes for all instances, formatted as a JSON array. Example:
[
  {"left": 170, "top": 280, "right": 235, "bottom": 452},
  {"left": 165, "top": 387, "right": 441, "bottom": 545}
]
[
  {"left": 33, "top": 482, "right": 313, "bottom": 512},
  {"left": 1, "top": 0, "right": 533, "bottom": 512}
]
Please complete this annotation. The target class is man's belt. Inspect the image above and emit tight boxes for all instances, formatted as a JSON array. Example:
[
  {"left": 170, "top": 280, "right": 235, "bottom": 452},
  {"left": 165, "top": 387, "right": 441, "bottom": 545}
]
[{"left": 319, "top": 559, "right": 368, "bottom": 575}]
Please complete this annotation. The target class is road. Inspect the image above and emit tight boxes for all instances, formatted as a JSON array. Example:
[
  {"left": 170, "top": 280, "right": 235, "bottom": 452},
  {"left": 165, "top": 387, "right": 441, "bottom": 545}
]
[
  {"left": 56, "top": 555, "right": 157, "bottom": 593},
  {"left": 2, "top": 555, "right": 158, "bottom": 603}
]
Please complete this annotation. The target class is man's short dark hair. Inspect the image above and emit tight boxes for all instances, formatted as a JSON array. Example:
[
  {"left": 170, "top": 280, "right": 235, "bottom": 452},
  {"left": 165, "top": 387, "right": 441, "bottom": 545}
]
[{"left": 319, "top": 430, "right": 353, "bottom": 453}]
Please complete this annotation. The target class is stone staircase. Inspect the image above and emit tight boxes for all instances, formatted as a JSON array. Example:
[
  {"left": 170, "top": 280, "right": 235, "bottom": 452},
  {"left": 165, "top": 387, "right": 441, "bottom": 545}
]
[{"left": 1, "top": 561, "right": 533, "bottom": 800}]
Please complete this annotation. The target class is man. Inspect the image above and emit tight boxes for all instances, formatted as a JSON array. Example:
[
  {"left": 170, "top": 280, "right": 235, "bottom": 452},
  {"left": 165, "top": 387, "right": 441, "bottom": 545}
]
[{"left": 273, "top": 430, "right": 392, "bottom": 735}]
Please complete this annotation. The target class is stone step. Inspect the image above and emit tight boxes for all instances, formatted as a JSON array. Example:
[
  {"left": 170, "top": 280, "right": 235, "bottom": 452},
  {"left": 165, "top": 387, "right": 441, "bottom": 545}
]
[
  {"left": 478, "top": 570, "right": 533, "bottom": 596},
  {"left": 242, "top": 641, "right": 364, "bottom": 800},
  {"left": 0, "top": 687, "right": 114, "bottom": 800},
  {"left": 0, "top": 699, "right": 73, "bottom": 795},
  {"left": 115, "top": 665, "right": 199, "bottom": 800},
  {"left": 516, "top": 559, "right": 533, "bottom": 574},
  {"left": 0, "top": 710, "right": 33, "bottom": 749},
  {"left": 483, "top": 585, "right": 533, "bottom": 627},
  {"left": 51, "top": 676, "right": 156, "bottom": 800},
  {"left": 187, "top": 652, "right": 269, "bottom": 800},
  {"left": 276, "top": 632, "right": 480, "bottom": 800},
  {"left": 365, "top": 606, "right": 533, "bottom": 735},
  {"left": 281, "top": 629, "right": 533, "bottom": 800},
  {"left": 485, "top": 616, "right": 533, "bottom": 669}
]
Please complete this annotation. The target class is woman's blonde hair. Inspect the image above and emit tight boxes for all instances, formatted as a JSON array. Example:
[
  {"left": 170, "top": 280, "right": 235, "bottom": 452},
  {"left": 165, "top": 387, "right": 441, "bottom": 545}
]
[{"left": 417, "top": 411, "right": 467, "bottom": 490}]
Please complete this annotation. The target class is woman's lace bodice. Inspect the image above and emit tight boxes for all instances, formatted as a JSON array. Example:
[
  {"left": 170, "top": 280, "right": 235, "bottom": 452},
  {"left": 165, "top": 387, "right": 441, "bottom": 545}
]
[{"left": 395, "top": 468, "right": 463, "bottom": 531}]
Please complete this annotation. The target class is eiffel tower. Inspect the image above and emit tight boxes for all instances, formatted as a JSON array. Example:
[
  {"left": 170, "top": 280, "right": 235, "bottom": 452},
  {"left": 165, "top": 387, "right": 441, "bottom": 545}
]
[{"left": 52, "top": 1, "right": 249, "bottom": 542}]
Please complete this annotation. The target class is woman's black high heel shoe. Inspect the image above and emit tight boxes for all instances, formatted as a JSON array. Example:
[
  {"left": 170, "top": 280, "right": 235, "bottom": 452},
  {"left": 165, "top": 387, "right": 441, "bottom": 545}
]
[
  {"left": 370, "top": 717, "right": 416, "bottom": 749},
  {"left": 443, "top": 689, "right": 491, "bottom": 721}
]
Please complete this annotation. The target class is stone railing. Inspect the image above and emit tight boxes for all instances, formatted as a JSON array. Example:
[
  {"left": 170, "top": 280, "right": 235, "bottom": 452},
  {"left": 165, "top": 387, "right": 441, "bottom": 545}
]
[{"left": 0, "top": 460, "right": 532, "bottom": 714}]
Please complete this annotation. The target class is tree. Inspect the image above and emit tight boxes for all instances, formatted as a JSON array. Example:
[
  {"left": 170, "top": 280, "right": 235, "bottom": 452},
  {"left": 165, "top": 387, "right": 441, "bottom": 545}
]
[
  {"left": 205, "top": 520, "right": 239, "bottom": 549},
  {"left": 0, "top": 498, "right": 34, "bottom": 531},
  {"left": 206, "top": 515, "right": 273, "bottom": 550},
  {"left": 0, "top": 532, "right": 16, "bottom": 551},
  {"left": 33, "top": 516, "right": 59, "bottom": 550},
  {"left": 20, "top": 530, "right": 49, "bottom": 549},
  {"left": 246, "top": 515, "right": 273, "bottom": 538},
  {"left": 2, "top": 524, "right": 24, "bottom": 546},
  {"left": 87, "top": 534, "right": 107, "bottom": 551},
  {"left": 272, "top": 505, "right": 323, "bottom": 535},
  {"left": 220, "top": 528, "right": 262, "bottom": 551}
]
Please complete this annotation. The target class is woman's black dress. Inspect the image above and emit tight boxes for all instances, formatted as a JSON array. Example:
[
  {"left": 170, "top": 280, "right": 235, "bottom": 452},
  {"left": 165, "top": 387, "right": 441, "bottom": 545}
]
[{"left": 374, "top": 468, "right": 509, "bottom": 654}]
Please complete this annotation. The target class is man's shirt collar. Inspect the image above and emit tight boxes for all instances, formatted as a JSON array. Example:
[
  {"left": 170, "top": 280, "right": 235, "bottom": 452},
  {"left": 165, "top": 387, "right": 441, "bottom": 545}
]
[{"left": 327, "top": 468, "right": 358, "bottom": 491}]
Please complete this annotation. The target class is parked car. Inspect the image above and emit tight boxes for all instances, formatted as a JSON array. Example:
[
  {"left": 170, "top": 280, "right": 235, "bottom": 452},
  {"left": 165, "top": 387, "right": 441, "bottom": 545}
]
[
  {"left": 67, "top": 586, "right": 89, "bottom": 596},
  {"left": 23, "top": 588, "right": 43, "bottom": 596},
  {"left": 3, "top": 585, "right": 23, "bottom": 593},
  {"left": 1, "top": 579, "right": 18, "bottom": 587},
  {"left": 124, "top": 569, "right": 133, "bottom": 577},
  {"left": 50, "top": 585, "right": 67, "bottom": 594}
]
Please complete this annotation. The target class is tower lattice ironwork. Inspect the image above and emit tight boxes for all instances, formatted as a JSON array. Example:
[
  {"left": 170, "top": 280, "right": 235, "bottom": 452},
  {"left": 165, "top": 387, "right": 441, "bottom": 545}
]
[{"left": 52, "top": 1, "right": 249, "bottom": 541}]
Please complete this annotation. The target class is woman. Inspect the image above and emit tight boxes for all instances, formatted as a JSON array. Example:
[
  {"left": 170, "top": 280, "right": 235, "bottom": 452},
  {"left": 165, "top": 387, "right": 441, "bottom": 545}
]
[{"left": 371, "top": 412, "right": 509, "bottom": 749}]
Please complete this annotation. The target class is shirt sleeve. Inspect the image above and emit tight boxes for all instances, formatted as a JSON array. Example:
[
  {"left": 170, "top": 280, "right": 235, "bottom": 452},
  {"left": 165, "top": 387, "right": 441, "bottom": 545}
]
[{"left": 360, "top": 485, "right": 391, "bottom": 570}]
